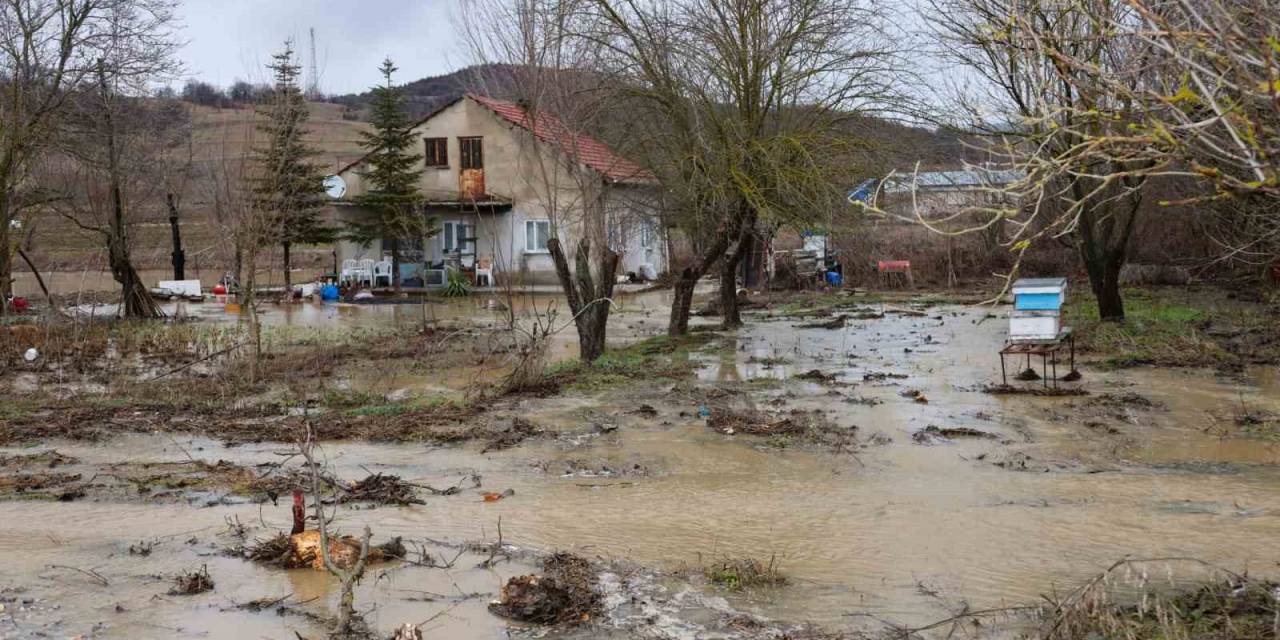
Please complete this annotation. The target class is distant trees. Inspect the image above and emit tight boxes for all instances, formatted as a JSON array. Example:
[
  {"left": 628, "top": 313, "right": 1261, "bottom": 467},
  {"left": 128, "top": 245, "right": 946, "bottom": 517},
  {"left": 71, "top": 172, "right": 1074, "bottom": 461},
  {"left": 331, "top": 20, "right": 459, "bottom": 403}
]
[
  {"left": 346, "top": 58, "right": 428, "bottom": 293},
  {"left": 181, "top": 80, "right": 229, "bottom": 107},
  {"left": 251, "top": 43, "right": 332, "bottom": 297}
]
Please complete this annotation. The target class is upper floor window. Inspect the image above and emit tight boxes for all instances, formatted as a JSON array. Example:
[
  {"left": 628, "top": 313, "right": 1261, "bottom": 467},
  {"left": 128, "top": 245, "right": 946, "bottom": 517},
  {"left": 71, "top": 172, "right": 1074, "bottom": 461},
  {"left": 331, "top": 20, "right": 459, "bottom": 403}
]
[
  {"left": 460, "top": 136, "right": 483, "bottom": 169},
  {"left": 424, "top": 137, "right": 448, "bottom": 167}
]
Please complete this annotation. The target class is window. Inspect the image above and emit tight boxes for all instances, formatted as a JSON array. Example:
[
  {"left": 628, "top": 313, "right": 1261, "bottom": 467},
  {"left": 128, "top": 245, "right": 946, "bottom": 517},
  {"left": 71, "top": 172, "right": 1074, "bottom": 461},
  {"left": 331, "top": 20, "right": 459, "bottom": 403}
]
[
  {"left": 525, "top": 219, "right": 551, "bottom": 253},
  {"left": 442, "top": 221, "right": 473, "bottom": 253},
  {"left": 424, "top": 138, "right": 447, "bottom": 167},
  {"left": 459, "top": 137, "right": 483, "bottom": 169},
  {"left": 640, "top": 221, "right": 653, "bottom": 248}
]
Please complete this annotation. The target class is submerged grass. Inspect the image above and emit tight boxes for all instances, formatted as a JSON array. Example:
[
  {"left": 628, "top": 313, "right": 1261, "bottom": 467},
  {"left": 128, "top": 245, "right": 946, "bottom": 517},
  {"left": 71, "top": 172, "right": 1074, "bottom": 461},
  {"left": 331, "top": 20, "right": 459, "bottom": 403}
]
[
  {"left": 702, "top": 556, "right": 786, "bottom": 592},
  {"left": 1067, "top": 286, "right": 1280, "bottom": 369}
]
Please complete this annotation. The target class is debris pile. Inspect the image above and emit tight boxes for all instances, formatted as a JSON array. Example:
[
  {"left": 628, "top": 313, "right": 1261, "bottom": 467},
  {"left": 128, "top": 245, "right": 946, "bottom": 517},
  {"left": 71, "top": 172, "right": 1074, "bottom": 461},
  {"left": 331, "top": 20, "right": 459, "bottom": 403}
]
[
  {"left": 707, "top": 408, "right": 856, "bottom": 451},
  {"left": 911, "top": 425, "right": 1000, "bottom": 445},
  {"left": 342, "top": 473, "right": 423, "bottom": 505},
  {"left": 168, "top": 565, "right": 214, "bottom": 595},
  {"left": 489, "top": 552, "right": 601, "bottom": 624},
  {"left": 244, "top": 533, "right": 404, "bottom": 570},
  {"left": 481, "top": 417, "right": 544, "bottom": 453}
]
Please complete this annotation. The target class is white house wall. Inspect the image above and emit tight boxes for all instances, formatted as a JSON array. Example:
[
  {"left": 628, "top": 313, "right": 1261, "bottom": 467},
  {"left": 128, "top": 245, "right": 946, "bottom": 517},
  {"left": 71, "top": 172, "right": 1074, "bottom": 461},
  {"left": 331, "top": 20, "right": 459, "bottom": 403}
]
[{"left": 330, "top": 97, "right": 663, "bottom": 285}]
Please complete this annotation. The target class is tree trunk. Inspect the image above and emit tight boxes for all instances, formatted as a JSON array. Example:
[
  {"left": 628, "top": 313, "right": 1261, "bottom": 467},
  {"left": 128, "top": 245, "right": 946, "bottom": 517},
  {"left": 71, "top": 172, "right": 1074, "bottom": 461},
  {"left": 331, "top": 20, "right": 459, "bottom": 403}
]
[
  {"left": 1076, "top": 183, "right": 1141, "bottom": 322},
  {"left": 16, "top": 248, "right": 55, "bottom": 309},
  {"left": 547, "top": 236, "right": 617, "bottom": 363},
  {"left": 1081, "top": 243, "right": 1125, "bottom": 320},
  {"left": 282, "top": 241, "right": 292, "bottom": 298},
  {"left": 719, "top": 227, "right": 754, "bottom": 329},
  {"left": 167, "top": 193, "right": 185, "bottom": 280},
  {"left": 244, "top": 242, "right": 261, "bottom": 383},
  {"left": 668, "top": 268, "right": 700, "bottom": 336},
  {"left": 0, "top": 203, "right": 11, "bottom": 314},
  {"left": 233, "top": 240, "right": 244, "bottom": 304}
]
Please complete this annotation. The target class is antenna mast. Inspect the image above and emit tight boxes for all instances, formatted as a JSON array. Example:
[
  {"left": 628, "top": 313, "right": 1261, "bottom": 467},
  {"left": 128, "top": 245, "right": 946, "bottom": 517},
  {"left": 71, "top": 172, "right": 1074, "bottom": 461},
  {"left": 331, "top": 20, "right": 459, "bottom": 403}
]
[{"left": 307, "top": 27, "right": 320, "bottom": 99}]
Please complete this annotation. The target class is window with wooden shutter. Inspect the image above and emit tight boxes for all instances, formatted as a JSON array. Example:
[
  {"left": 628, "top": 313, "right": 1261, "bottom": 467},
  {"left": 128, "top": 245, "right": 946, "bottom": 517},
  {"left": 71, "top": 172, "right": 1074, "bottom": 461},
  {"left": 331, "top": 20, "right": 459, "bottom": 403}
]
[
  {"left": 459, "top": 137, "right": 483, "bottom": 169},
  {"left": 424, "top": 138, "right": 448, "bottom": 167}
]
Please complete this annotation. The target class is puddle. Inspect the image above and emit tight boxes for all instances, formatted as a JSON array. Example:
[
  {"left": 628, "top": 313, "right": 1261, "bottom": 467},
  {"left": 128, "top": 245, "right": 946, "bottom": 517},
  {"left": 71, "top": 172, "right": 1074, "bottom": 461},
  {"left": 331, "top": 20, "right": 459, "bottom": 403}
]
[{"left": 3, "top": 303, "right": 1280, "bottom": 638}]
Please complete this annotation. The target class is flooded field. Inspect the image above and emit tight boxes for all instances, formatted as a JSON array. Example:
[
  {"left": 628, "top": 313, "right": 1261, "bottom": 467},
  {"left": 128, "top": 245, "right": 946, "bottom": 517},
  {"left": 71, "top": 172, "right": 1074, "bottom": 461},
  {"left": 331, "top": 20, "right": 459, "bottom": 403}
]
[{"left": 2, "top": 294, "right": 1278, "bottom": 639}]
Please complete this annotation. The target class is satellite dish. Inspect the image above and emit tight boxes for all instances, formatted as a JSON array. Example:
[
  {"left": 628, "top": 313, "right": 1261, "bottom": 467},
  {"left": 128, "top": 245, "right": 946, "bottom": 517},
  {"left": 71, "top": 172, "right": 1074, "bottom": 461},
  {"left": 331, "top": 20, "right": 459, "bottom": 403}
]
[{"left": 323, "top": 175, "right": 347, "bottom": 199}]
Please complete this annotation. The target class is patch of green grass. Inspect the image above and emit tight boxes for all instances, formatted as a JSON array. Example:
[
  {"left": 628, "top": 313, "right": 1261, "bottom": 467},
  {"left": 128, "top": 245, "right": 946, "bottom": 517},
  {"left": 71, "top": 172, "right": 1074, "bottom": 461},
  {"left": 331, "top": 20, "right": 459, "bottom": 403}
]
[
  {"left": 549, "top": 333, "right": 720, "bottom": 391},
  {"left": 703, "top": 556, "right": 786, "bottom": 592},
  {"left": 1067, "top": 286, "right": 1278, "bottom": 369},
  {"left": 343, "top": 395, "right": 457, "bottom": 417}
]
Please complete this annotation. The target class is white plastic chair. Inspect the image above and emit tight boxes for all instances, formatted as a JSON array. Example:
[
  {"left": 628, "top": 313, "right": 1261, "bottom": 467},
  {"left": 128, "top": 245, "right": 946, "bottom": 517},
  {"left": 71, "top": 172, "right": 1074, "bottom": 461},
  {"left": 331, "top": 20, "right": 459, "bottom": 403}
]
[
  {"left": 340, "top": 259, "right": 358, "bottom": 284},
  {"left": 372, "top": 261, "right": 393, "bottom": 287},
  {"left": 474, "top": 258, "right": 494, "bottom": 288},
  {"left": 356, "top": 259, "right": 376, "bottom": 286}
]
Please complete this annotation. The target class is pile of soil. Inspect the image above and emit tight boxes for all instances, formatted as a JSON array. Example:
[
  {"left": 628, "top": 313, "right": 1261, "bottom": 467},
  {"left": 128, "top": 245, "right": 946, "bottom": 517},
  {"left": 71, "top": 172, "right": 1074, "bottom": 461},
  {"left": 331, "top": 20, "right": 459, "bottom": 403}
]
[{"left": 489, "top": 552, "right": 601, "bottom": 625}]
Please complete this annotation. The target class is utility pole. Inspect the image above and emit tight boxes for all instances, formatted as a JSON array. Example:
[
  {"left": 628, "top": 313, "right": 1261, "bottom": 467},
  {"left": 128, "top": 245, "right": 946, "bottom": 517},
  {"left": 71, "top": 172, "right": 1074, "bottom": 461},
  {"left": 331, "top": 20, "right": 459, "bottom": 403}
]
[
  {"left": 307, "top": 28, "right": 320, "bottom": 99},
  {"left": 167, "top": 193, "right": 185, "bottom": 280}
]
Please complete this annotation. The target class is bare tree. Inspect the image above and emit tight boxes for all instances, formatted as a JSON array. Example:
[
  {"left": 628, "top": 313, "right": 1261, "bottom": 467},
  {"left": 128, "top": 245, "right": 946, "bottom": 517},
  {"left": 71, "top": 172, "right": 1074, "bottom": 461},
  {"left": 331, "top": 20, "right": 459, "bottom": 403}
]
[
  {"left": 882, "top": 0, "right": 1157, "bottom": 319},
  {"left": 0, "top": 0, "right": 180, "bottom": 313},
  {"left": 464, "top": 0, "right": 638, "bottom": 362},
  {"left": 299, "top": 423, "right": 372, "bottom": 638},
  {"left": 1002, "top": 0, "right": 1280, "bottom": 272},
  {"left": 46, "top": 68, "right": 186, "bottom": 318},
  {"left": 565, "top": 0, "right": 905, "bottom": 333}
]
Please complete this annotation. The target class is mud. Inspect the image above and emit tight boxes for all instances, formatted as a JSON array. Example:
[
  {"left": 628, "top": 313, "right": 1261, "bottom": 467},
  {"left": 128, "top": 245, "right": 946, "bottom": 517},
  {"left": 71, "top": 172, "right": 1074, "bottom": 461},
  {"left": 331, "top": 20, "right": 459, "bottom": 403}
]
[{"left": 2, "top": 293, "right": 1280, "bottom": 639}]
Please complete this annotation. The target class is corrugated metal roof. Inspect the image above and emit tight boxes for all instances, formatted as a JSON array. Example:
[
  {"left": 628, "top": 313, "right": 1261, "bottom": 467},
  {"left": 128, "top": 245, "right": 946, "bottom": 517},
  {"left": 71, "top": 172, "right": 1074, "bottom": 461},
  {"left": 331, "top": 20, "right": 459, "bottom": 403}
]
[
  {"left": 468, "top": 94, "right": 654, "bottom": 183},
  {"left": 882, "top": 168, "right": 1024, "bottom": 193}
]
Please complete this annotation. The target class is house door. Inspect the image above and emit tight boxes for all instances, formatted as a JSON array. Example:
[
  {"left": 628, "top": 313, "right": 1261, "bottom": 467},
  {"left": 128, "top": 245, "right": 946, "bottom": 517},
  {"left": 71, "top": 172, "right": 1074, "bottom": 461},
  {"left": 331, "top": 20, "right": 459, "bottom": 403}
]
[{"left": 442, "top": 220, "right": 476, "bottom": 268}]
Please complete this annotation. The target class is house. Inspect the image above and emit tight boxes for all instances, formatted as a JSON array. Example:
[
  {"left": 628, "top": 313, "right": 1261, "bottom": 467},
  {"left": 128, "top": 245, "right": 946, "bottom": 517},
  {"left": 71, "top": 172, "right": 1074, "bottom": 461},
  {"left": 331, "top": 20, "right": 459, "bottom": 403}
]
[
  {"left": 327, "top": 93, "right": 666, "bottom": 287},
  {"left": 871, "top": 167, "right": 1025, "bottom": 217}
]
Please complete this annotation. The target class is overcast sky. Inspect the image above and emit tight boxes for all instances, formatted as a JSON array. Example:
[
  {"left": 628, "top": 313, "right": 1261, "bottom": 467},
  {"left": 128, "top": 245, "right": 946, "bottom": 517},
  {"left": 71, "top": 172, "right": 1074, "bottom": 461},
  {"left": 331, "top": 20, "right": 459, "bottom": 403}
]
[{"left": 176, "top": 0, "right": 466, "bottom": 95}]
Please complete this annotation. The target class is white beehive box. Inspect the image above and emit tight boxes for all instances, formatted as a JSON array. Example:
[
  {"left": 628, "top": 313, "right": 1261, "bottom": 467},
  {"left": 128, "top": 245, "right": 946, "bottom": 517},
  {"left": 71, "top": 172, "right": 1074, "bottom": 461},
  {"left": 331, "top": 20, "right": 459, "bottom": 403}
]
[
  {"left": 1009, "top": 309, "right": 1061, "bottom": 341},
  {"left": 1009, "top": 278, "right": 1067, "bottom": 342}
]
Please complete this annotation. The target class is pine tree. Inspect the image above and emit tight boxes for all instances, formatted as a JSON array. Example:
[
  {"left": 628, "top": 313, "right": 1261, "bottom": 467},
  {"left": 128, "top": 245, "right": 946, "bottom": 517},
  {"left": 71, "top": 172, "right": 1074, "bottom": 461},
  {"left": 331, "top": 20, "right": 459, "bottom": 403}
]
[
  {"left": 252, "top": 42, "right": 331, "bottom": 296},
  {"left": 348, "top": 58, "right": 428, "bottom": 292}
]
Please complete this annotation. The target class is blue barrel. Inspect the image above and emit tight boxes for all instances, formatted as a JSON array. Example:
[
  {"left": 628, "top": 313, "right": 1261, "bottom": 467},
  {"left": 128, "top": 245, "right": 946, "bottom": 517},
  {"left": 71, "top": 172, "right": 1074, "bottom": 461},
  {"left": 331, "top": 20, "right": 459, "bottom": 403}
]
[
  {"left": 825, "top": 271, "right": 843, "bottom": 286},
  {"left": 320, "top": 284, "right": 340, "bottom": 301}
]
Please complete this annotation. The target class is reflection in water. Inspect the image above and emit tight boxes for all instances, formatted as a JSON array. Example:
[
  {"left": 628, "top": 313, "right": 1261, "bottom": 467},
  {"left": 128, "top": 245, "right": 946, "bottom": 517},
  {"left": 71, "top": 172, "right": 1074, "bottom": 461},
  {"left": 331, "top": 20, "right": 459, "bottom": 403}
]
[{"left": 2, "top": 304, "right": 1279, "bottom": 638}]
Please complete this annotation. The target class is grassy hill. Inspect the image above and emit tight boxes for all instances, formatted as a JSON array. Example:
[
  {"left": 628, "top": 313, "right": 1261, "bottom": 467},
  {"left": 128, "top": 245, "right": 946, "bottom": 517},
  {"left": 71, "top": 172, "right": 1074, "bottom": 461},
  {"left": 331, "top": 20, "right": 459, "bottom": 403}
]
[{"left": 19, "top": 102, "right": 370, "bottom": 289}]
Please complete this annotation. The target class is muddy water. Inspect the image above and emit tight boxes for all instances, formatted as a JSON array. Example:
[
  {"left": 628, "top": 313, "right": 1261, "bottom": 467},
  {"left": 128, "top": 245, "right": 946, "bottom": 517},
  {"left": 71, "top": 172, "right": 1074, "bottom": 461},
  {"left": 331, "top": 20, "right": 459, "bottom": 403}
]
[{"left": 3, "top": 303, "right": 1280, "bottom": 638}]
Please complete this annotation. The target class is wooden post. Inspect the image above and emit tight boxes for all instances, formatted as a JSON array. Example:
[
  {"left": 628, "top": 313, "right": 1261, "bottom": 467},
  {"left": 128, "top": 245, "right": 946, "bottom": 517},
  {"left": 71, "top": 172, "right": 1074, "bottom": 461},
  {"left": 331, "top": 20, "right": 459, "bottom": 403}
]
[{"left": 167, "top": 193, "right": 185, "bottom": 281}]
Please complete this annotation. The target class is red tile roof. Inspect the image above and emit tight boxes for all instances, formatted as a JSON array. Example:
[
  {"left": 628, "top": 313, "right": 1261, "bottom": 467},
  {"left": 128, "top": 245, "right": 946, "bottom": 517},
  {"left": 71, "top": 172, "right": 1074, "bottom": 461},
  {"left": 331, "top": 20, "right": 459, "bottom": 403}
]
[{"left": 467, "top": 93, "right": 654, "bottom": 183}]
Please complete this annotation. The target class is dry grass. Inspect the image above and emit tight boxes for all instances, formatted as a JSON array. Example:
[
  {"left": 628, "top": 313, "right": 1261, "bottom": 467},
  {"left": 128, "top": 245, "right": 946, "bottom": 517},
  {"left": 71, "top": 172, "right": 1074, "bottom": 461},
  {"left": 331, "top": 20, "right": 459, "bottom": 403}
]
[{"left": 1036, "top": 558, "right": 1278, "bottom": 640}]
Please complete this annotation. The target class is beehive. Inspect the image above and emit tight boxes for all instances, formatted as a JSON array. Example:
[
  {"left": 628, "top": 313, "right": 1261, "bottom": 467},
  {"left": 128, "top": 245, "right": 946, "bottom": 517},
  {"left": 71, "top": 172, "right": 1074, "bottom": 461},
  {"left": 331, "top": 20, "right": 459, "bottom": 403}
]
[{"left": 1010, "top": 278, "right": 1067, "bottom": 341}]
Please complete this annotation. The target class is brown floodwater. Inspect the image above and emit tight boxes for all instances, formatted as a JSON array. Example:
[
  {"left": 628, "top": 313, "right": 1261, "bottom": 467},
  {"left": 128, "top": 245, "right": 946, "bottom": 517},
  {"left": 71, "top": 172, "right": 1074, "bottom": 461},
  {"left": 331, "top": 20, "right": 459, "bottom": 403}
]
[{"left": 2, "top": 300, "right": 1279, "bottom": 639}]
